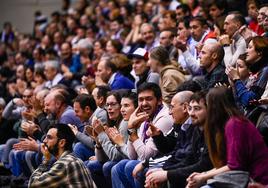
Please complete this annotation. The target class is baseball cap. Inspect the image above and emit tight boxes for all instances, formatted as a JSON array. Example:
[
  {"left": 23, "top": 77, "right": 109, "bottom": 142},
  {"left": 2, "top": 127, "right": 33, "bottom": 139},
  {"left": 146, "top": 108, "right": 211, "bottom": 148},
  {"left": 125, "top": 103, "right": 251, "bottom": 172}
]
[{"left": 129, "top": 48, "right": 149, "bottom": 60}]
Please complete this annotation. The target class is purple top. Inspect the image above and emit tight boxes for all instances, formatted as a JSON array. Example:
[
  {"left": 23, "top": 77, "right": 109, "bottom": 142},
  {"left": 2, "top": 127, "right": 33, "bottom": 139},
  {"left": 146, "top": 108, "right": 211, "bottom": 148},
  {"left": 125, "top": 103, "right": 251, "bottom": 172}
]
[{"left": 225, "top": 117, "right": 268, "bottom": 184}]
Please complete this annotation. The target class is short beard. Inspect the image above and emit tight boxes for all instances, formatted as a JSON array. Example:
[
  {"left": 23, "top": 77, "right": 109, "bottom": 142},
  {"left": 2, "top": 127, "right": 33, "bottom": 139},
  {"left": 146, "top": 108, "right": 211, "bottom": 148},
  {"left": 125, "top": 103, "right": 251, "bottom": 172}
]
[{"left": 45, "top": 140, "right": 59, "bottom": 157}]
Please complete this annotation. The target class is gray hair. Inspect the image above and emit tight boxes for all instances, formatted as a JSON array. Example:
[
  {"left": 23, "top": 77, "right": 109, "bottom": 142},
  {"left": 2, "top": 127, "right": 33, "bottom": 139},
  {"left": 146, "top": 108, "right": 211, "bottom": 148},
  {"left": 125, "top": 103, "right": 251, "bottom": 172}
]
[
  {"left": 140, "top": 23, "right": 155, "bottom": 34},
  {"left": 45, "top": 60, "right": 60, "bottom": 71}
]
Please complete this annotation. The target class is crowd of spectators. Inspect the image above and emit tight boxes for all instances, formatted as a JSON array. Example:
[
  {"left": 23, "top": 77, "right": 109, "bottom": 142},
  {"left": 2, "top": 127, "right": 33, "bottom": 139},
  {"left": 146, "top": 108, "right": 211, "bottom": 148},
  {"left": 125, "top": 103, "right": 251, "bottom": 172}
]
[{"left": 0, "top": 0, "right": 268, "bottom": 187}]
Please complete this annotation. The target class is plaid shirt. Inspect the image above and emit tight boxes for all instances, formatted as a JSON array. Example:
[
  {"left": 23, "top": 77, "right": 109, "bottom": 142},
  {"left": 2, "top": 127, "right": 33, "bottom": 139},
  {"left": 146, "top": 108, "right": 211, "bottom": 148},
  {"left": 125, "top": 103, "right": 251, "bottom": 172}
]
[{"left": 29, "top": 151, "right": 96, "bottom": 188}]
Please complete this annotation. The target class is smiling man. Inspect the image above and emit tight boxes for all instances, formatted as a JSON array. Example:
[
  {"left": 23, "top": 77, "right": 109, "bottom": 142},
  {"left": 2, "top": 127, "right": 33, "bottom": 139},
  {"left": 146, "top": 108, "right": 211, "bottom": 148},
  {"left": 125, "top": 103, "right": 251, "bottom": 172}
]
[{"left": 111, "top": 82, "right": 173, "bottom": 188}]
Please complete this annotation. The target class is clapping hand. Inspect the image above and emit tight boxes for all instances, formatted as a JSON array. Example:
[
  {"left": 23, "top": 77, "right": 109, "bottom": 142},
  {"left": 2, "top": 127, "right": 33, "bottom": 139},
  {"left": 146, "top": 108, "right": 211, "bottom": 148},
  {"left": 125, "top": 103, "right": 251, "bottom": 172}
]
[
  {"left": 13, "top": 137, "right": 39, "bottom": 151},
  {"left": 106, "top": 127, "right": 124, "bottom": 146},
  {"left": 85, "top": 126, "right": 98, "bottom": 142},
  {"left": 92, "top": 118, "right": 105, "bottom": 135},
  {"left": 225, "top": 66, "right": 240, "bottom": 81}
]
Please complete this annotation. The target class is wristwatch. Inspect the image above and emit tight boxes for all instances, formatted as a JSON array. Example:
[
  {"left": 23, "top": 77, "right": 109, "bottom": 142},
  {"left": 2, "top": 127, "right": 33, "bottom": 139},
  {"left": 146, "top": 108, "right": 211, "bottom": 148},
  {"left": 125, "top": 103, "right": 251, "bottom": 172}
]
[{"left": 127, "top": 129, "right": 137, "bottom": 135}]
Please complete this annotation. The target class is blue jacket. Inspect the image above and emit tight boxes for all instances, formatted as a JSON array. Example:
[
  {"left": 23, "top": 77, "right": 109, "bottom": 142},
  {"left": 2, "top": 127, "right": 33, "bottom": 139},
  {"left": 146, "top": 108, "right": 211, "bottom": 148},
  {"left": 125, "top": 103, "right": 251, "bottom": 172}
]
[{"left": 110, "top": 72, "right": 134, "bottom": 90}]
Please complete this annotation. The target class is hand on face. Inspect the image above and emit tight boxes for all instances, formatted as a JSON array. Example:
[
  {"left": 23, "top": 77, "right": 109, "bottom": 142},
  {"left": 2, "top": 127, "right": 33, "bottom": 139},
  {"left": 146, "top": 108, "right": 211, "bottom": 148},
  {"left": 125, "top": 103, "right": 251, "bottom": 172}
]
[
  {"left": 41, "top": 143, "right": 51, "bottom": 161},
  {"left": 219, "top": 34, "right": 231, "bottom": 46},
  {"left": 128, "top": 106, "right": 149, "bottom": 129}
]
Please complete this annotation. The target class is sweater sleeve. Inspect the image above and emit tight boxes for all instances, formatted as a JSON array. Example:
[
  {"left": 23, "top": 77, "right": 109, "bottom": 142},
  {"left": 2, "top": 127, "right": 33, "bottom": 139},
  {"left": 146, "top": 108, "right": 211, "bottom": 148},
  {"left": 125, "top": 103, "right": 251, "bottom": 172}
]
[
  {"left": 182, "top": 50, "right": 201, "bottom": 75},
  {"left": 234, "top": 80, "right": 258, "bottom": 107},
  {"left": 95, "top": 147, "right": 109, "bottom": 163},
  {"left": 127, "top": 139, "right": 138, "bottom": 160},
  {"left": 97, "top": 132, "right": 127, "bottom": 161},
  {"left": 132, "top": 137, "right": 158, "bottom": 160},
  {"left": 2, "top": 100, "right": 21, "bottom": 120},
  {"left": 75, "top": 132, "right": 95, "bottom": 150},
  {"left": 223, "top": 37, "right": 246, "bottom": 67}
]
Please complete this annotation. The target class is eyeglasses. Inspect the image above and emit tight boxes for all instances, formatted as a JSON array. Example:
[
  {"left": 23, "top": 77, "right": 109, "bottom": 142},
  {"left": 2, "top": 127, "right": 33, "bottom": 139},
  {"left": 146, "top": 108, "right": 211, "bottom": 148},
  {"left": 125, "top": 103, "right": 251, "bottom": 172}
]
[
  {"left": 169, "top": 103, "right": 187, "bottom": 110},
  {"left": 104, "top": 102, "right": 119, "bottom": 109}
]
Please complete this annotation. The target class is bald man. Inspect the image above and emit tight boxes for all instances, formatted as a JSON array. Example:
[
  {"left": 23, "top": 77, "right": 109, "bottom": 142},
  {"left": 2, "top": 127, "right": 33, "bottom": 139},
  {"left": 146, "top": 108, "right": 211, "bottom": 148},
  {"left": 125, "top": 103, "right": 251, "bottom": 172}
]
[
  {"left": 198, "top": 42, "right": 229, "bottom": 89},
  {"left": 132, "top": 91, "right": 195, "bottom": 187},
  {"left": 44, "top": 89, "right": 84, "bottom": 132}
]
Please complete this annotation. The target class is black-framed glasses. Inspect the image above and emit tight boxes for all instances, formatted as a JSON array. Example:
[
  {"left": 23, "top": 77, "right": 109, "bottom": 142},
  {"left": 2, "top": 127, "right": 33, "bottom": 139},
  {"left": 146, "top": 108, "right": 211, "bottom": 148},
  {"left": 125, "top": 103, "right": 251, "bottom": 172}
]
[{"left": 104, "top": 102, "right": 119, "bottom": 109}]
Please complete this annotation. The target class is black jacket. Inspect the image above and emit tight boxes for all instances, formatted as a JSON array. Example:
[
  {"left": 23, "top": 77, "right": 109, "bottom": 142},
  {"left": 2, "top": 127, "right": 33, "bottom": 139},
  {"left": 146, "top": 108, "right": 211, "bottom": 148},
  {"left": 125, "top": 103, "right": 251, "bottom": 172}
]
[
  {"left": 165, "top": 126, "right": 213, "bottom": 188},
  {"left": 152, "top": 123, "right": 194, "bottom": 167}
]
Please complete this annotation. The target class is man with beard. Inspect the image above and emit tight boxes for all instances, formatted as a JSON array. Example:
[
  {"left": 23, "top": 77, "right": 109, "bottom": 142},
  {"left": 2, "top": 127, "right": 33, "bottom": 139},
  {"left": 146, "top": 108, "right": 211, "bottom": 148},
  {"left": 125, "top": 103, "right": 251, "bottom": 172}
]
[
  {"left": 44, "top": 88, "right": 83, "bottom": 132},
  {"left": 29, "top": 124, "right": 95, "bottom": 187},
  {"left": 111, "top": 83, "right": 173, "bottom": 188},
  {"left": 144, "top": 91, "right": 213, "bottom": 188}
]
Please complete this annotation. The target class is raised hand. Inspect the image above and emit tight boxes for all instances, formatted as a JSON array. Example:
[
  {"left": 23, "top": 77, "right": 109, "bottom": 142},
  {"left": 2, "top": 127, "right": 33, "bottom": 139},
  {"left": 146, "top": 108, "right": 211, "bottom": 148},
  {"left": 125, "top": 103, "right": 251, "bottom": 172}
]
[
  {"left": 41, "top": 143, "right": 51, "bottom": 162},
  {"left": 147, "top": 123, "right": 161, "bottom": 137},
  {"left": 68, "top": 124, "right": 79, "bottom": 136},
  {"left": 225, "top": 66, "right": 240, "bottom": 81},
  {"left": 128, "top": 106, "right": 149, "bottom": 129},
  {"left": 85, "top": 126, "right": 98, "bottom": 142},
  {"left": 92, "top": 118, "right": 105, "bottom": 135},
  {"left": 13, "top": 137, "right": 38, "bottom": 151},
  {"left": 21, "top": 121, "right": 39, "bottom": 136},
  {"left": 106, "top": 127, "right": 124, "bottom": 146}
]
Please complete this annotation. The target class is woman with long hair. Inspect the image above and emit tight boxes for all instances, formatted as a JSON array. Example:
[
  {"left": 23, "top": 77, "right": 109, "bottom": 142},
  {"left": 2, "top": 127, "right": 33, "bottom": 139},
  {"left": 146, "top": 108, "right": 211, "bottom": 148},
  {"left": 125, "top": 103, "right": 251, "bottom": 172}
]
[
  {"left": 148, "top": 46, "right": 185, "bottom": 105},
  {"left": 186, "top": 86, "right": 268, "bottom": 188}
]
